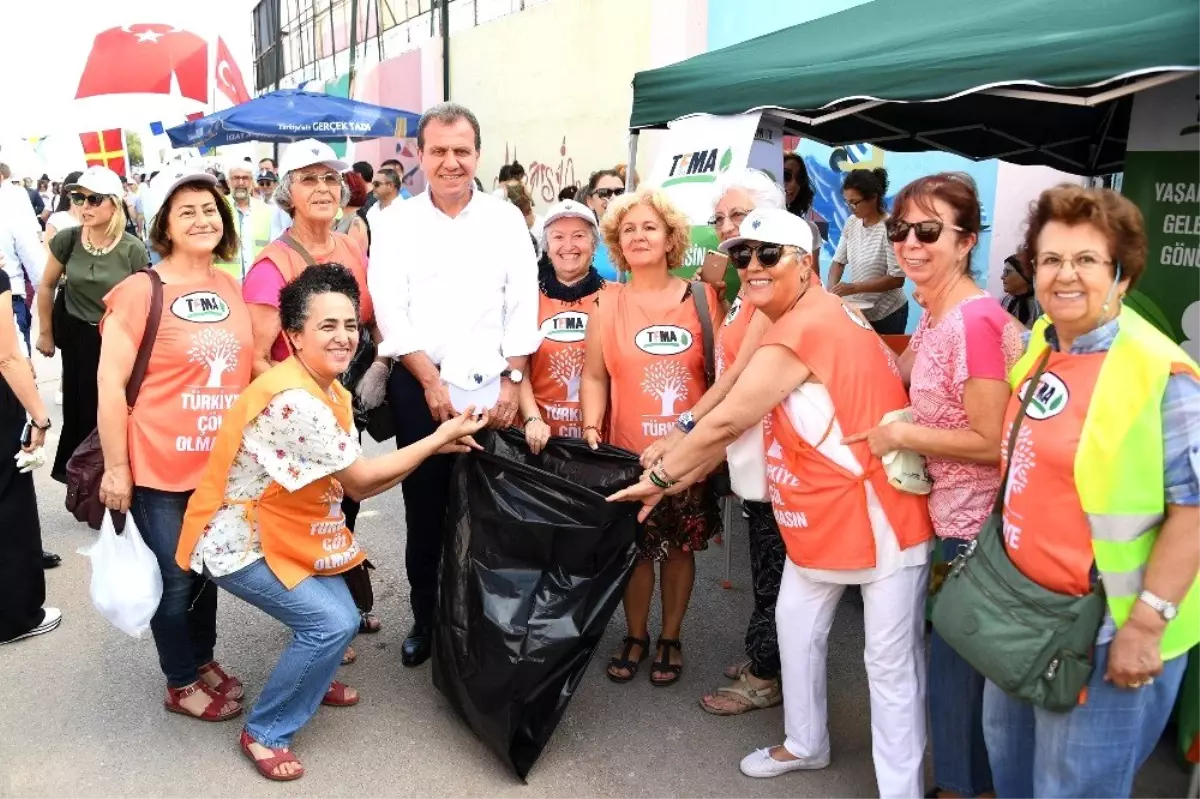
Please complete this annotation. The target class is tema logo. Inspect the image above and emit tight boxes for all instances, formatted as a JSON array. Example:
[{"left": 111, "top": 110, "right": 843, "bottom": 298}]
[
  {"left": 540, "top": 311, "right": 588, "bottom": 343},
  {"left": 171, "top": 292, "right": 230, "bottom": 323},
  {"left": 1019, "top": 372, "right": 1070, "bottom": 420},
  {"left": 723, "top": 296, "right": 743, "bottom": 327},
  {"left": 635, "top": 325, "right": 693, "bottom": 356},
  {"left": 662, "top": 148, "right": 734, "bottom": 187}
]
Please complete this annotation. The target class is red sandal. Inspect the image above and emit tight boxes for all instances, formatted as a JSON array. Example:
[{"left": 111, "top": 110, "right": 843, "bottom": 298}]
[
  {"left": 239, "top": 729, "right": 304, "bottom": 781},
  {"left": 164, "top": 681, "right": 242, "bottom": 721},
  {"left": 321, "top": 680, "right": 359, "bottom": 707},
  {"left": 198, "top": 660, "right": 244, "bottom": 701}
]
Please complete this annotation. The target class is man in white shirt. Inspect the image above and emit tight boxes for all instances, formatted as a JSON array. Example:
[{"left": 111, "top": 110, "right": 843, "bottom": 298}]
[
  {"left": 0, "top": 164, "right": 45, "bottom": 353},
  {"left": 369, "top": 102, "right": 540, "bottom": 667},
  {"left": 365, "top": 167, "right": 401, "bottom": 231}
]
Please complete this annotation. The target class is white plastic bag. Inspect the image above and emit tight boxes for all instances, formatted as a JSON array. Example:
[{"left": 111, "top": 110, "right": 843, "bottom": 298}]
[
  {"left": 78, "top": 511, "right": 163, "bottom": 637},
  {"left": 879, "top": 409, "right": 934, "bottom": 495},
  {"left": 726, "top": 420, "right": 768, "bottom": 502}
]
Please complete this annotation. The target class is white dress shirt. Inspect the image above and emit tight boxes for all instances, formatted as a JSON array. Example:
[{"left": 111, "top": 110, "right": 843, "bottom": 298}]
[
  {"left": 0, "top": 185, "right": 46, "bottom": 295},
  {"left": 368, "top": 188, "right": 541, "bottom": 365}
]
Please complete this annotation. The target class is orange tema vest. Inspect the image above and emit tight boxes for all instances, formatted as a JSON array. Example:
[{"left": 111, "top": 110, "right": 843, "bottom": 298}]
[
  {"left": 256, "top": 231, "right": 374, "bottom": 324},
  {"left": 716, "top": 291, "right": 757, "bottom": 378},
  {"left": 598, "top": 282, "right": 716, "bottom": 454},
  {"left": 175, "top": 357, "right": 367, "bottom": 589},
  {"left": 530, "top": 285, "right": 614, "bottom": 438},
  {"left": 762, "top": 290, "right": 933, "bottom": 569},
  {"left": 1000, "top": 350, "right": 1106, "bottom": 595}
]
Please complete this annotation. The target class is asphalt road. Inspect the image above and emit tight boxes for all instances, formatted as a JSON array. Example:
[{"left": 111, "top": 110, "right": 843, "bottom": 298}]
[{"left": 1, "top": 350, "right": 1191, "bottom": 797}]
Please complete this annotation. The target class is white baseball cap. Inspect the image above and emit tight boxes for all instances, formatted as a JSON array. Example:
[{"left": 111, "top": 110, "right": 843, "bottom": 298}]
[
  {"left": 64, "top": 166, "right": 124, "bottom": 198},
  {"left": 440, "top": 347, "right": 510, "bottom": 415},
  {"left": 541, "top": 199, "right": 598, "bottom": 232},
  {"left": 279, "top": 138, "right": 350, "bottom": 176},
  {"left": 719, "top": 207, "right": 815, "bottom": 255},
  {"left": 145, "top": 167, "right": 217, "bottom": 224}
]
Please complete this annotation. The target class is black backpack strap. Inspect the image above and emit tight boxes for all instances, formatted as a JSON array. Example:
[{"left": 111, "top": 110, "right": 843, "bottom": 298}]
[{"left": 689, "top": 281, "right": 716, "bottom": 388}]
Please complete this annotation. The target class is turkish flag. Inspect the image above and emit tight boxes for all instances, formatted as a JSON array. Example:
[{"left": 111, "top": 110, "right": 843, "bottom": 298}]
[
  {"left": 214, "top": 37, "right": 251, "bottom": 106},
  {"left": 76, "top": 24, "right": 208, "bottom": 103},
  {"left": 80, "top": 129, "right": 127, "bottom": 176}
]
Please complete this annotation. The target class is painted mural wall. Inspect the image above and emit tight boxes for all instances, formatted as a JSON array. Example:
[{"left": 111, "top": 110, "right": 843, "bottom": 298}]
[{"left": 449, "top": 0, "right": 655, "bottom": 209}]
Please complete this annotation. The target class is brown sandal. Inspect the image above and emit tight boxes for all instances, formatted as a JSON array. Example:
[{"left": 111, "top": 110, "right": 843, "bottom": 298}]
[
  {"left": 240, "top": 729, "right": 304, "bottom": 781},
  {"left": 164, "top": 681, "right": 242, "bottom": 722},
  {"left": 321, "top": 680, "right": 359, "bottom": 707},
  {"left": 198, "top": 660, "right": 244, "bottom": 701}
]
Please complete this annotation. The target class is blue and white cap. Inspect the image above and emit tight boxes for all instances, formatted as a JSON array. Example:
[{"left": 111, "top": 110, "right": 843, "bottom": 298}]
[{"left": 718, "top": 207, "right": 815, "bottom": 254}]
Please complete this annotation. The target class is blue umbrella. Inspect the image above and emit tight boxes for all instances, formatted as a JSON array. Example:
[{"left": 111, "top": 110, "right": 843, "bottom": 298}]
[{"left": 166, "top": 89, "right": 421, "bottom": 148}]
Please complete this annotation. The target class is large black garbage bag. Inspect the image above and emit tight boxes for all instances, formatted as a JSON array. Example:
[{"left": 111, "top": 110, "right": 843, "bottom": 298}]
[{"left": 432, "top": 427, "right": 643, "bottom": 780}]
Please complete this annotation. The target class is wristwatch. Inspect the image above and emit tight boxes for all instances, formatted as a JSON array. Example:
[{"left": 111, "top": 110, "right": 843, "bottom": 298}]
[
  {"left": 501, "top": 368, "right": 524, "bottom": 384},
  {"left": 676, "top": 410, "right": 696, "bottom": 433},
  {"left": 1138, "top": 590, "right": 1178, "bottom": 622}
]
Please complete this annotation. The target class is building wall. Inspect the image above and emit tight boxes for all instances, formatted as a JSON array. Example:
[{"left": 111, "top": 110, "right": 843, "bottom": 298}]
[{"left": 706, "top": 0, "right": 871, "bottom": 50}]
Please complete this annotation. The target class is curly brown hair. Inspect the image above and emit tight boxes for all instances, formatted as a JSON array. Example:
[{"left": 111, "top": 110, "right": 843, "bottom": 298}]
[
  {"left": 1020, "top": 185, "right": 1146, "bottom": 288},
  {"left": 600, "top": 187, "right": 691, "bottom": 273},
  {"left": 149, "top": 181, "right": 239, "bottom": 261}
]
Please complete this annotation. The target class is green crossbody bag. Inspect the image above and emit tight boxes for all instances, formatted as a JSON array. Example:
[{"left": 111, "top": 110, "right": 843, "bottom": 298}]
[{"left": 931, "top": 351, "right": 1107, "bottom": 712}]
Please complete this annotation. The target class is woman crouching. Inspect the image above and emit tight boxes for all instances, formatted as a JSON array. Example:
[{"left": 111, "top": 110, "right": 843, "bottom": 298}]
[{"left": 175, "top": 264, "right": 486, "bottom": 781}]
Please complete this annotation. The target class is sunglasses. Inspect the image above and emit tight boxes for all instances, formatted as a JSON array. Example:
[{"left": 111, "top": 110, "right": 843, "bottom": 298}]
[
  {"left": 783, "top": 168, "right": 795, "bottom": 183},
  {"left": 593, "top": 187, "right": 624, "bottom": 200},
  {"left": 69, "top": 192, "right": 107, "bottom": 208},
  {"left": 257, "top": 181, "right": 275, "bottom": 187},
  {"left": 885, "top": 219, "right": 964, "bottom": 244},
  {"left": 726, "top": 243, "right": 799, "bottom": 269}
]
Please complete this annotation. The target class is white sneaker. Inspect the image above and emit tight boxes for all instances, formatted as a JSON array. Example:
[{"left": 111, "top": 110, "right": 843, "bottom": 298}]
[
  {"left": 739, "top": 746, "right": 830, "bottom": 778},
  {"left": 1, "top": 607, "right": 62, "bottom": 644}
]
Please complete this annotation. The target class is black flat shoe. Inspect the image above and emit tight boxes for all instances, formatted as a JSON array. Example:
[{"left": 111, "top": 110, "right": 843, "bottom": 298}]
[
  {"left": 42, "top": 551, "right": 61, "bottom": 569},
  {"left": 401, "top": 624, "right": 432, "bottom": 667}
]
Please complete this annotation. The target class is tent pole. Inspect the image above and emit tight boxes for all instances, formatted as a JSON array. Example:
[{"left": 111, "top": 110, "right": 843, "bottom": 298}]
[{"left": 626, "top": 131, "right": 639, "bottom": 191}]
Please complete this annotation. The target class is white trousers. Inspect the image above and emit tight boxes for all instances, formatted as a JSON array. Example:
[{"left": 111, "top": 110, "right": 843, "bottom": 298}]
[{"left": 777, "top": 560, "right": 929, "bottom": 799}]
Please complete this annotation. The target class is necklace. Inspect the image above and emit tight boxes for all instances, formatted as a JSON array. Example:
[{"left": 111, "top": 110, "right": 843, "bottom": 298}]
[{"left": 81, "top": 228, "right": 118, "bottom": 256}]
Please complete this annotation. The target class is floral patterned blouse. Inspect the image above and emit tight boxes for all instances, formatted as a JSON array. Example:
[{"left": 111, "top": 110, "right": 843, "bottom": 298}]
[{"left": 188, "top": 388, "right": 361, "bottom": 578}]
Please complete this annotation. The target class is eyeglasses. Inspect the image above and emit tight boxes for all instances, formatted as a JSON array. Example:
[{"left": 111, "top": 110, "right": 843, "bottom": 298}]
[
  {"left": 1033, "top": 253, "right": 1112, "bottom": 273},
  {"left": 592, "top": 187, "right": 624, "bottom": 200},
  {"left": 296, "top": 172, "right": 342, "bottom": 188},
  {"left": 885, "top": 218, "right": 964, "bottom": 244},
  {"left": 726, "top": 243, "right": 800, "bottom": 269},
  {"left": 845, "top": 197, "right": 867, "bottom": 209},
  {"left": 257, "top": 180, "right": 275, "bottom": 187},
  {"left": 708, "top": 209, "right": 750, "bottom": 229},
  {"left": 69, "top": 192, "right": 106, "bottom": 208},
  {"left": 783, "top": 168, "right": 796, "bottom": 183}
]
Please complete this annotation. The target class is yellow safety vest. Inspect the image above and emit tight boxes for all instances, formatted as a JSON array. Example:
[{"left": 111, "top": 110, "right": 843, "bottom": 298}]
[{"left": 216, "top": 199, "right": 273, "bottom": 283}]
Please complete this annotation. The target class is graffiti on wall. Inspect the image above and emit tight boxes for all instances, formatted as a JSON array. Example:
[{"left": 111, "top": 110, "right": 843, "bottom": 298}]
[{"left": 495, "top": 137, "right": 578, "bottom": 205}]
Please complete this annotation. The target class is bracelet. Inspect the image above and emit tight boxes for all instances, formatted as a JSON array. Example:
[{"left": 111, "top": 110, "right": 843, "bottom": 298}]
[
  {"left": 582, "top": 424, "right": 601, "bottom": 433},
  {"left": 523, "top": 416, "right": 541, "bottom": 428},
  {"left": 648, "top": 470, "right": 671, "bottom": 490},
  {"left": 656, "top": 462, "right": 678, "bottom": 485}
]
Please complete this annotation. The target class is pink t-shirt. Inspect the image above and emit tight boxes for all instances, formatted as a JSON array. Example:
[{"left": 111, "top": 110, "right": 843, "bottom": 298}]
[
  {"left": 909, "top": 294, "right": 1024, "bottom": 540},
  {"left": 242, "top": 258, "right": 290, "bottom": 362}
]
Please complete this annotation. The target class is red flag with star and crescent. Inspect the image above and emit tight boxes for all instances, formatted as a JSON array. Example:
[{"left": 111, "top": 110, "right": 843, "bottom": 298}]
[
  {"left": 75, "top": 24, "right": 208, "bottom": 102},
  {"left": 214, "top": 36, "right": 251, "bottom": 106},
  {"left": 79, "top": 129, "right": 127, "bottom": 176}
]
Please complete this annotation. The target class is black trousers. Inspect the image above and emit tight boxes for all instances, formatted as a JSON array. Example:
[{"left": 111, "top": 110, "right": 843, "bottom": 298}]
[
  {"left": 869, "top": 301, "right": 910, "bottom": 335},
  {"left": 52, "top": 311, "right": 101, "bottom": 483},
  {"left": 743, "top": 500, "right": 786, "bottom": 679},
  {"left": 387, "top": 363, "right": 456, "bottom": 628},
  {"left": 0, "top": 409, "right": 46, "bottom": 642}
]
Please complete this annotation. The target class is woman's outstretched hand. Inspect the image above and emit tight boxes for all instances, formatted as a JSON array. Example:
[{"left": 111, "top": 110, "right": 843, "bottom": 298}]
[
  {"left": 607, "top": 477, "right": 666, "bottom": 522},
  {"left": 436, "top": 407, "right": 489, "bottom": 454}
]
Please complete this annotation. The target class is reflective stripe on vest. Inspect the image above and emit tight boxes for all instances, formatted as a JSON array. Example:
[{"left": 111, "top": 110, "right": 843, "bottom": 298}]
[{"left": 1010, "top": 308, "right": 1200, "bottom": 659}]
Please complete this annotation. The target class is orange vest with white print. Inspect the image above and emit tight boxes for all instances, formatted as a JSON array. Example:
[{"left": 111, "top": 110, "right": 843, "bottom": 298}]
[
  {"left": 255, "top": 231, "right": 374, "bottom": 324},
  {"left": 597, "top": 281, "right": 719, "bottom": 454},
  {"left": 762, "top": 289, "right": 933, "bottom": 569},
  {"left": 530, "top": 285, "right": 615, "bottom": 438},
  {"left": 716, "top": 291, "right": 757, "bottom": 378},
  {"left": 175, "top": 357, "right": 367, "bottom": 589}
]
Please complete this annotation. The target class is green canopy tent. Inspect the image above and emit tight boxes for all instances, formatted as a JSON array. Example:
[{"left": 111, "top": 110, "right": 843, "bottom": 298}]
[{"left": 626, "top": 0, "right": 1198, "bottom": 179}]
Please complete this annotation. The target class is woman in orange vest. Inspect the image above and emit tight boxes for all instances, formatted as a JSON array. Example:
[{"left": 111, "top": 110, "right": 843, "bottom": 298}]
[
  {"left": 581, "top": 187, "right": 723, "bottom": 687},
  {"left": 610, "top": 207, "right": 934, "bottom": 797},
  {"left": 97, "top": 168, "right": 253, "bottom": 722},
  {"left": 242, "top": 140, "right": 389, "bottom": 645},
  {"left": 519, "top": 199, "right": 613, "bottom": 452},
  {"left": 175, "top": 265, "right": 486, "bottom": 781}
]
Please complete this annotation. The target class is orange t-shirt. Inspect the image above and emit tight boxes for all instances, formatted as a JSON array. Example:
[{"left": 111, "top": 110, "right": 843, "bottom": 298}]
[
  {"left": 101, "top": 269, "right": 254, "bottom": 492},
  {"left": 1000, "top": 350, "right": 1104, "bottom": 596},
  {"left": 716, "top": 291, "right": 757, "bottom": 378},
  {"left": 597, "top": 280, "right": 721, "bottom": 454},
  {"left": 761, "top": 289, "right": 932, "bottom": 569},
  {"left": 529, "top": 285, "right": 614, "bottom": 438}
]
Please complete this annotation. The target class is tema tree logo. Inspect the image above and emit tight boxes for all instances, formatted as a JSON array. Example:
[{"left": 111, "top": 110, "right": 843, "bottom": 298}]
[{"left": 662, "top": 147, "right": 734, "bottom": 187}]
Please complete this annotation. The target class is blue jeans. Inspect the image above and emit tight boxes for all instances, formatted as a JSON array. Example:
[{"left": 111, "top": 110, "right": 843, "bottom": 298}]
[
  {"left": 212, "top": 559, "right": 359, "bottom": 748},
  {"left": 929, "top": 537, "right": 993, "bottom": 795},
  {"left": 12, "top": 295, "right": 30, "bottom": 355},
  {"left": 131, "top": 487, "right": 216, "bottom": 688},
  {"left": 983, "top": 642, "right": 1187, "bottom": 798}
]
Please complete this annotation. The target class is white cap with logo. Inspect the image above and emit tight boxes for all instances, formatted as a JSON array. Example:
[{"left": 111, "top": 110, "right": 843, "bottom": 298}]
[
  {"left": 279, "top": 138, "right": 350, "bottom": 176},
  {"left": 440, "top": 347, "right": 510, "bottom": 415},
  {"left": 541, "top": 199, "right": 598, "bottom": 232},
  {"left": 718, "top": 207, "right": 816, "bottom": 255},
  {"left": 144, "top": 167, "right": 217, "bottom": 228},
  {"left": 64, "top": 166, "right": 124, "bottom": 198}
]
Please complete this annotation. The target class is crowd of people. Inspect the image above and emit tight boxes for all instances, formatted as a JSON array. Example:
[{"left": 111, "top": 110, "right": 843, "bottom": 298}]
[{"left": 0, "top": 101, "right": 1195, "bottom": 797}]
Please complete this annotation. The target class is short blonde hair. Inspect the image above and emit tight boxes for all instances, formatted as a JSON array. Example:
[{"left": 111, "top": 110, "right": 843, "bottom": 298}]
[{"left": 600, "top": 187, "right": 691, "bottom": 273}]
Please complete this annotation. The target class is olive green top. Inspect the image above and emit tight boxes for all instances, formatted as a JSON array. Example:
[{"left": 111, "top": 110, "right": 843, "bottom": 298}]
[{"left": 49, "top": 229, "right": 149, "bottom": 324}]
